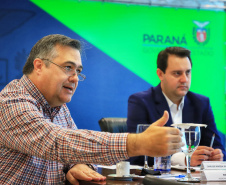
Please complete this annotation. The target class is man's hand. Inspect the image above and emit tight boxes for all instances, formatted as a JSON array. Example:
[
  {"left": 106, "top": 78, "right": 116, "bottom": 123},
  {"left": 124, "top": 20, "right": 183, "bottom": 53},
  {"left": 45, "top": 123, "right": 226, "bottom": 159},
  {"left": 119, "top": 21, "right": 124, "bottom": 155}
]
[
  {"left": 190, "top": 146, "right": 213, "bottom": 166},
  {"left": 127, "top": 111, "right": 184, "bottom": 157},
  {"left": 209, "top": 148, "right": 224, "bottom": 161},
  {"left": 189, "top": 146, "right": 223, "bottom": 166},
  {"left": 66, "top": 164, "right": 106, "bottom": 185}
]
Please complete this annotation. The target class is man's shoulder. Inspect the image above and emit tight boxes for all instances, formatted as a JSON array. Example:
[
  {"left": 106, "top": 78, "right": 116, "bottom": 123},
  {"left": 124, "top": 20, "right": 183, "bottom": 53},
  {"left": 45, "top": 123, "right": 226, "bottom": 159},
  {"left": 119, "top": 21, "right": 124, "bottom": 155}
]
[
  {"left": 1, "top": 79, "right": 21, "bottom": 96},
  {"left": 129, "top": 86, "right": 156, "bottom": 98},
  {"left": 186, "top": 91, "right": 210, "bottom": 103},
  {"left": 0, "top": 78, "right": 33, "bottom": 104}
]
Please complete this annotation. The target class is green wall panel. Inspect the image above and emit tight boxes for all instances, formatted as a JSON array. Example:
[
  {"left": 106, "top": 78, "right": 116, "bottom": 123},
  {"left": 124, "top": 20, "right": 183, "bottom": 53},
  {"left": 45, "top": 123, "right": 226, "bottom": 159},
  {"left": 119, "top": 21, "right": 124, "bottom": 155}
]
[{"left": 31, "top": 0, "right": 226, "bottom": 134}]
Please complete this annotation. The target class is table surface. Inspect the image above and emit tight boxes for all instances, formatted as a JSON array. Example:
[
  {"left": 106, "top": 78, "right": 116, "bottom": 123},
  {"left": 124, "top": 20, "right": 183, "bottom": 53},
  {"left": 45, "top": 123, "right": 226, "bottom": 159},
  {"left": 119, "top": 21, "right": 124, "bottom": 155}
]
[{"left": 79, "top": 167, "right": 226, "bottom": 185}]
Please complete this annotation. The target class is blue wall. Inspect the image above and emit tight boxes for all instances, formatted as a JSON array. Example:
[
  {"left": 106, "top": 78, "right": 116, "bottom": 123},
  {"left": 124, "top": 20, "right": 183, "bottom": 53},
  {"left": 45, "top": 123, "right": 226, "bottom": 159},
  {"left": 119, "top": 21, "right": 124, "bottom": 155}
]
[{"left": 0, "top": 0, "right": 150, "bottom": 131}]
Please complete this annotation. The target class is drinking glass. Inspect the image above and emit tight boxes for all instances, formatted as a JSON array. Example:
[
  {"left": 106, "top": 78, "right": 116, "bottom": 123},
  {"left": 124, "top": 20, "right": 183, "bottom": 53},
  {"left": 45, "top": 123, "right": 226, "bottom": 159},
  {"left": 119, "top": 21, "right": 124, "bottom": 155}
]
[
  {"left": 172, "top": 123, "right": 206, "bottom": 183},
  {"left": 136, "top": 124, "right": 150, "bottom": 169}
]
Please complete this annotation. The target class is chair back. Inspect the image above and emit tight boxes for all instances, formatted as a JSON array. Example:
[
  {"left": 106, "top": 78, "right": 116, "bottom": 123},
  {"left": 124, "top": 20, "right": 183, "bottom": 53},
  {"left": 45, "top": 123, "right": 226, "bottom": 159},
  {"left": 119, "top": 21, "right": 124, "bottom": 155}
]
[{"left": 98, "top": 117, "right": 127, "bottom": 133}]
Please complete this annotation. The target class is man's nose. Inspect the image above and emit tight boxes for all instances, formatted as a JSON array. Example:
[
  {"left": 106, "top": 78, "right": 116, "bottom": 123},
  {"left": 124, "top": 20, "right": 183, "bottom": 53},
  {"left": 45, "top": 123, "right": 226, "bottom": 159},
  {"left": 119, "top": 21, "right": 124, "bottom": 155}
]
[
  {"left": 68, "top": 72, "right": 79, "bottom": 83},
  {"left": 180, "top": 73, "right": 188, "bottom": 82}
]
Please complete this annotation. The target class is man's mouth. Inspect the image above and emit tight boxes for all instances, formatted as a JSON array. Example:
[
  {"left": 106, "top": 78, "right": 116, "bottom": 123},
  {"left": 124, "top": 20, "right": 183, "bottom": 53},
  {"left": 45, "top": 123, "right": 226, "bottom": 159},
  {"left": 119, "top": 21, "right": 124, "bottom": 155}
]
[
  {"left": 178, "top": 86, "right": 188, "bottom": 89},
  {"left": 63, "top": 85, "right": 74, "bottom": 92}
]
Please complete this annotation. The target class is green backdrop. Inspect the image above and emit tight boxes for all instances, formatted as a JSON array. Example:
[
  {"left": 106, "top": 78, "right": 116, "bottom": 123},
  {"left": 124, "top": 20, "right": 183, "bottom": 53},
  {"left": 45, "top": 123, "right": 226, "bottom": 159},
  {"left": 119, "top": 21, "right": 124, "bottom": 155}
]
[{"left": 31, "top": 0, "right": 226, "bottom": 134}]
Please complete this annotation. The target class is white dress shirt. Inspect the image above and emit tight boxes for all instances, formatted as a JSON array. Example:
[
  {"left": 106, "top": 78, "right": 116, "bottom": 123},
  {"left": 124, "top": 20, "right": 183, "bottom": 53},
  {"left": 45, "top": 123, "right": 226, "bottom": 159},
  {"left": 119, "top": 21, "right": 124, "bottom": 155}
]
[{"left": 162, "top": 92, "right": 186, "bottom": 166}]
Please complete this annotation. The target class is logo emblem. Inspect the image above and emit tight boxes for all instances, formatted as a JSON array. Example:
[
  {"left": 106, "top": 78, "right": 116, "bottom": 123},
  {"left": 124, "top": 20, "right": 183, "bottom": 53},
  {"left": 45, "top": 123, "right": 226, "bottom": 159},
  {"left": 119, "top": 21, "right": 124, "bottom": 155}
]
[{"left": 193, "top": 21, "right": 210, "bottom": 45}]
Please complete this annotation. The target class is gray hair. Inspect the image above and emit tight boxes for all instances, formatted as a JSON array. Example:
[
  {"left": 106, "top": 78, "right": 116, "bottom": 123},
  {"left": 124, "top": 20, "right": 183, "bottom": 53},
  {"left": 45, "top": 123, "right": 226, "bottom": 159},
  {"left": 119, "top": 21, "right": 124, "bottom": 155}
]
[{"left": 23, "top": 34, "right": 81, "bottom": 74}]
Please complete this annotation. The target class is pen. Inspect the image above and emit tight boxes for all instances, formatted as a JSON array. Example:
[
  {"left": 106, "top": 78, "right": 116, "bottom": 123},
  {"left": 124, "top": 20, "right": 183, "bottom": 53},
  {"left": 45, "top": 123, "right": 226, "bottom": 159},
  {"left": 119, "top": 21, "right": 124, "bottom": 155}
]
[
  {"left": 175, "top": 175, "right": 186, "bottom": 178},
  {"left": 156, "top": 174, "right": 186, "bottom": 179},
  {"left": 210, "top": 133, "right": 215, "bottom": 148}
]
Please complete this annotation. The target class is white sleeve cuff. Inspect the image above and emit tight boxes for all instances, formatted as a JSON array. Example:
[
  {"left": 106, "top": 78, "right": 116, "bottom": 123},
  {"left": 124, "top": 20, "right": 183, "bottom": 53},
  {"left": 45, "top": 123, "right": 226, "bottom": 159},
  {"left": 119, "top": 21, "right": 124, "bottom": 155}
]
[{"left": 171, "top": 152, "right": 186, "bottom": 166}]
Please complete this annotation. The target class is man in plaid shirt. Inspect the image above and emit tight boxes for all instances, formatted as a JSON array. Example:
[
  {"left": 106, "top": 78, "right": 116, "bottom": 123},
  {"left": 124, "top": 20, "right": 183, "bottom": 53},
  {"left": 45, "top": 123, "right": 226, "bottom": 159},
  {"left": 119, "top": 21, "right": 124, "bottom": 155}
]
[{"left": 0, "top": 34, "right": 184, "bottom": 184}]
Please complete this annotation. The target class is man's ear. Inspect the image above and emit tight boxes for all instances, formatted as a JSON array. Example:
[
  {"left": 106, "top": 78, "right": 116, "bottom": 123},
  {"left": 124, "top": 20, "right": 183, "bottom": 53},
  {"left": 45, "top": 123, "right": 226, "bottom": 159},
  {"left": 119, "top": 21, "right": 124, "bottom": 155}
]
[
  {"left": 33, "top": 58, "right": 44, "bottom": 74},
  {"left": 157, "top": 68, "right": 164, "bottom": 81}
]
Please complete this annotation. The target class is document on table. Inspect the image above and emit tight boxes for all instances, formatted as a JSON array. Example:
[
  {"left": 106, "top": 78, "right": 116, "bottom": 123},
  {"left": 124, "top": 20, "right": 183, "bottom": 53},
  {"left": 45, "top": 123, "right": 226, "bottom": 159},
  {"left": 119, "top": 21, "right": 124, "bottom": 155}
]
[
  {"left": 171, "top": 165, "right": 200, "bottom": 172},
  {"left": 97, "top": 164, "right": 143, "bottom": 170}
]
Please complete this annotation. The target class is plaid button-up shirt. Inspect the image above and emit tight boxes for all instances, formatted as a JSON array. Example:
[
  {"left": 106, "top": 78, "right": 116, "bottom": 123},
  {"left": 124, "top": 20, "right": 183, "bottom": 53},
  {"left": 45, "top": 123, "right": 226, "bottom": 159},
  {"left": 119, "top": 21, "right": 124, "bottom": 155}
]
[{"left": 0, "top": 75, "right": 128, "bottom": 184}]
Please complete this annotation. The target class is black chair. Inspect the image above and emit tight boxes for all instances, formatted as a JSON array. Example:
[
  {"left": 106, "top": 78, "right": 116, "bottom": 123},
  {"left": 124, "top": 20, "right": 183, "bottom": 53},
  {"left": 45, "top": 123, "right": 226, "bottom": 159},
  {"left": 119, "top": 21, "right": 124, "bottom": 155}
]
[{"left": 98, "top": 117, "right": 127, "bottom": 133}]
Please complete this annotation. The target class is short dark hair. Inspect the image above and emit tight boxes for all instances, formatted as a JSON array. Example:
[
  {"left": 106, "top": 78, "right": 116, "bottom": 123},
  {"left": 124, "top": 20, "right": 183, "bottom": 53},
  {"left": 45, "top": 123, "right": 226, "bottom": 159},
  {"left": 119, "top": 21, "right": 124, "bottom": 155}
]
[
  {"left": 157, "top": 47, "right": 192, "bottom": 73},
  {"left": 23, "top": 34, "right": 81, "bottom": 74}
]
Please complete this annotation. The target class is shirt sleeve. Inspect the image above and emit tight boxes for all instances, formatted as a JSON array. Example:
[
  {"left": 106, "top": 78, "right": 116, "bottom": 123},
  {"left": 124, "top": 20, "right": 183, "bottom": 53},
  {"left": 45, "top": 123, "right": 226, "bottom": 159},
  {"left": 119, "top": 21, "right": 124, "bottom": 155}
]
[
  {"left": 200, "top": 97, "right": 226, "bottom": 160},
  {"left": 0, "top": 98, "right": 129, "bottom": 166},
  {"left": 171, "top": 152, "right": 186, "bottom": 166}
]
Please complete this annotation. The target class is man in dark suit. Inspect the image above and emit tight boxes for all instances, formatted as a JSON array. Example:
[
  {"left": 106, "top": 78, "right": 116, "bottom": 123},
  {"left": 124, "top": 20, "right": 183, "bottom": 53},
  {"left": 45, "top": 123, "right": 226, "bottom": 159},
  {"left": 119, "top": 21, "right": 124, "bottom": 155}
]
[{"left": 127, "top": 46, "right": 225, "bottom": 167}]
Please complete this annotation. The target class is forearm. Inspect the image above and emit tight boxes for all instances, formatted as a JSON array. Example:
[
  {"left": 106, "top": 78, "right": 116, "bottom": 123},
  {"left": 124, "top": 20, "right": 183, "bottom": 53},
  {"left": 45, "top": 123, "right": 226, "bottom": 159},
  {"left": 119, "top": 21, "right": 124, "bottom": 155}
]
[
  {"left": 1, "top": 105, "right": 129, "bottom": 165},
  {"left": 54, "top": 130, "right": 129, "bottom": 165},
  {"left": 2, "top": 122, "right": 129, "bottom": 165},
  {"left": 127, "top": 133, "right": 141, "bottom": 157}
]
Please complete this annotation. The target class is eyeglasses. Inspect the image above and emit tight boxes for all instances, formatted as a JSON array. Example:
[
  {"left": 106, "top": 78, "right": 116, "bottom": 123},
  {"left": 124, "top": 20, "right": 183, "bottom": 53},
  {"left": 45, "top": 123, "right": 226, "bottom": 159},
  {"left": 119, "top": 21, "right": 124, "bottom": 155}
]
[{"left": 40, "top": 58, "right": 86, "bottom": 81}]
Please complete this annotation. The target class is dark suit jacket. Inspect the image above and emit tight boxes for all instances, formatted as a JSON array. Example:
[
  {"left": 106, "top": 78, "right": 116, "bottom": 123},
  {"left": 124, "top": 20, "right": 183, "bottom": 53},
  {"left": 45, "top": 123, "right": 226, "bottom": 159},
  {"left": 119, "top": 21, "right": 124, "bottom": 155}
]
[{"left": 127, "top": 84, "right": 226, "bottom": 166}]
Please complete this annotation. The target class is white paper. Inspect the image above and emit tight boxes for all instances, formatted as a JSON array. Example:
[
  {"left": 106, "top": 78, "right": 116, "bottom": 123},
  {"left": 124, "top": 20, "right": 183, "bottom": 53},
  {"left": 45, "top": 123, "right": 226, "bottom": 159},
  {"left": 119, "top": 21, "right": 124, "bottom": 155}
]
[{"left": 201, "top": 170, "right": 226, "bottom": 181}]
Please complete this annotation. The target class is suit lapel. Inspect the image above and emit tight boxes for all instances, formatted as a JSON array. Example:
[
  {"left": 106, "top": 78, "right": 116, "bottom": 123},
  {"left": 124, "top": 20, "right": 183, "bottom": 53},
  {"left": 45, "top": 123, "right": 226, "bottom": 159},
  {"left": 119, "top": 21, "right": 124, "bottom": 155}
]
[
  {"left": 182, "top": 95, "right": 194, "bottom": 123},
  {"left": 154, "top": 84, "right": 173, "bottom": 126}
]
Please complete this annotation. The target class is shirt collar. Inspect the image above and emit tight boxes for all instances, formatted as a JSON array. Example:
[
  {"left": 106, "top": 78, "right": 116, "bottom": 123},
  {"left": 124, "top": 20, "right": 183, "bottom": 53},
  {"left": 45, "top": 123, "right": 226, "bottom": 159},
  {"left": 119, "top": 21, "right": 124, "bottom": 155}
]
[
  {"left": 21, "top": 75, "right": 61, "bottom": 113},
  {"left": 162, "top": 92, "right": 185, "bottom": 111}
]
